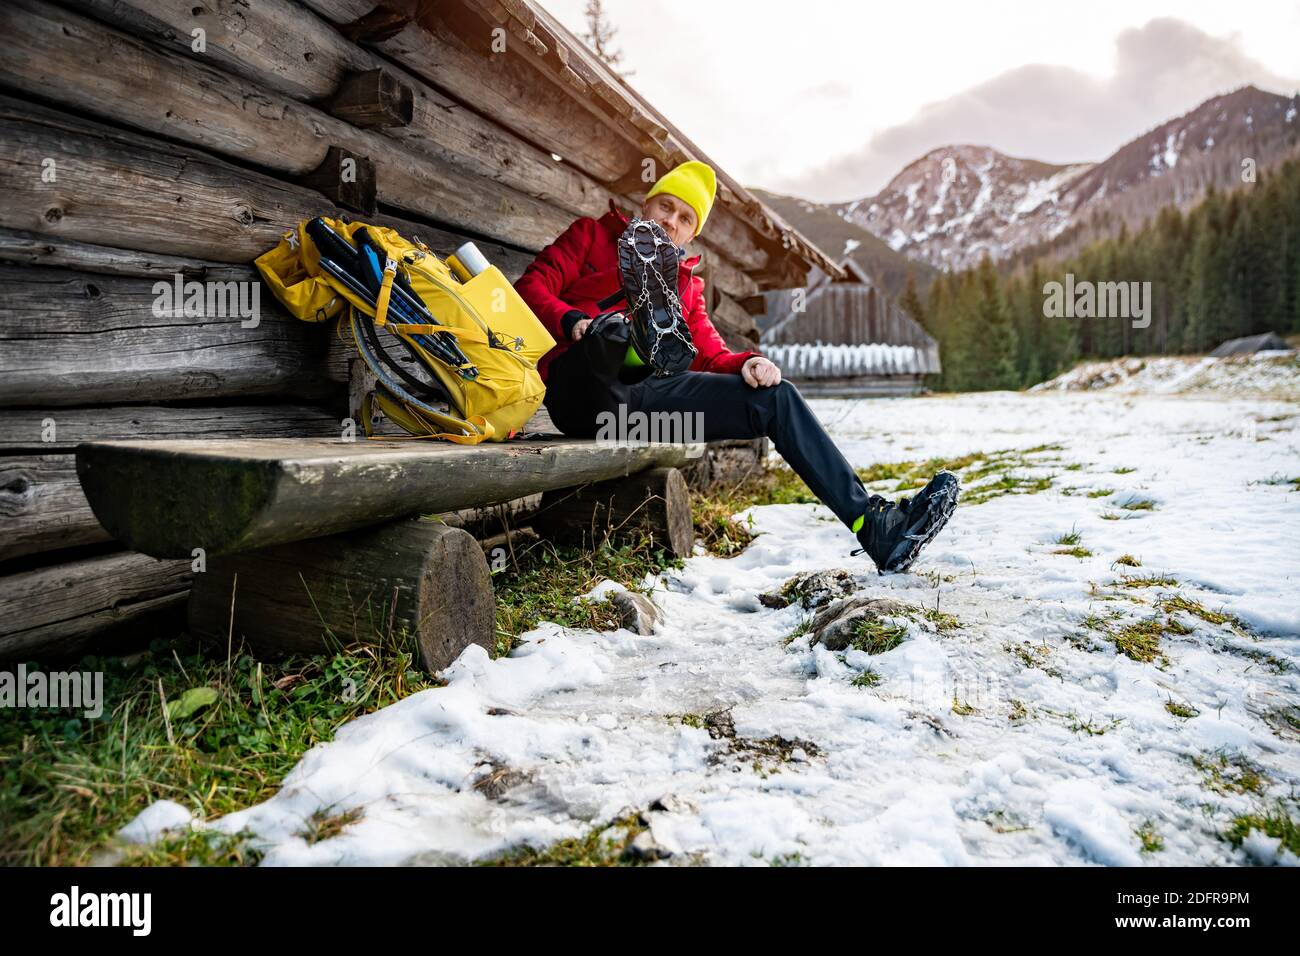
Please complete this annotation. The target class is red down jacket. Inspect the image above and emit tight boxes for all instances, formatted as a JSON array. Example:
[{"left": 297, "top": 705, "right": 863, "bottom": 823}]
[{"left": 514, "top": 199, "right": 756, "bottom": 382}]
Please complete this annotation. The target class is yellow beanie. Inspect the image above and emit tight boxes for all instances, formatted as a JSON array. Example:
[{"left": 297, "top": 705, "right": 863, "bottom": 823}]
[{"left": 645, "top": 161, "right": 717, "bottom": 236}]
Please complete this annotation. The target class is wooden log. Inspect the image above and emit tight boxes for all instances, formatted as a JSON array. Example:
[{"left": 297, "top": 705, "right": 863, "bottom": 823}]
[
  {"left": 68, "top": 0, "right": 613, "bottom": 222},
  {"left": 0, "top": 551, "right": 192, "bottom": 662},
  {"left": 296, "top": 145, "right": 377, "bottom": 215},
  {"left": 0, "top": 407, "right": 345, "bottom": 562},
  {"left": 0, "top": 405, "right": 342, "bottom": 451},
  {"left": 0, "top": 93, "right": 533, "bottom": 277},
  {"left": 0, "top": 265, "right": 346, "bottom": 407},
  {"left": 0, "top": 1, "right": 571, "bottom": 252},
  {"left": 0, "top": 228, "right": 208, "bottom": 279},
  {"left": 325, "top": 68, "right": 415, "bottom": 127},
  {"left": 533, "top": 467, "right": 694, "bottom": 559},
  {"left": 76, "top": 437, "right": 702, "bottom": 558},
  {"left": 303, "top": 0, "right": 642, "bottom": 184},
  {"left": 0, "top": 455, "right": 109, "bottom": 562},
  {"left": 186, "top": 518, "right": 494, "bottom": 673},
  {"left": 710, "top": 289, "right": 762, "bottom": 351},
  {"left": 21, "top": 2, "right": 774, "bottom": 285}
]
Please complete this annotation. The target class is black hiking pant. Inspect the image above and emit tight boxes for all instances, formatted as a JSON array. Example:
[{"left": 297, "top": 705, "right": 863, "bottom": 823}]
[{"left": 542, "top": 325, "right": 871, "bottom": 529}]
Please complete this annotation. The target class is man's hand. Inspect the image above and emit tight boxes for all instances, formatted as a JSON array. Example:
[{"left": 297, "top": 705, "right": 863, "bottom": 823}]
[
  {"left": 570, "top": 317, "right": 593, "bottom": 340},
  {"left": 741, "top": 356, "right": 782, "bottom": 388}
]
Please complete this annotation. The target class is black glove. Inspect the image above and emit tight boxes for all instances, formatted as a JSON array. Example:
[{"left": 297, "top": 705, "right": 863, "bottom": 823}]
[{"left": 561, "top": 309, "right": 589, "bottom": 341}]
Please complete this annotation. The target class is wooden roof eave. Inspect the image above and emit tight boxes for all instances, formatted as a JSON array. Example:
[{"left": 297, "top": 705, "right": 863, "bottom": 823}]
[{"left": 455, "top": 0, "right": 843, "bottom": 285}]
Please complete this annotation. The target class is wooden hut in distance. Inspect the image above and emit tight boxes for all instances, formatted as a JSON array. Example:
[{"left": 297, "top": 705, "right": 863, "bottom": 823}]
[{"left": 761, "top": 259, "right": 941, "bottom": 396}]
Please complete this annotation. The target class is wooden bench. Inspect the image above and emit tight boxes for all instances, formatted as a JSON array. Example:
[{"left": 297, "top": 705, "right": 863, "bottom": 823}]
[{"left": 75, "top": 434, "right": 703, "bottom": 672}]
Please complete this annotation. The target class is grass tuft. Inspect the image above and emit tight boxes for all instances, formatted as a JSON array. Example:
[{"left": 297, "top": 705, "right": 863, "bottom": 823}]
[
  {"left": 851, "top": 669, "right": 882, "bottom": 688},
  {"left": 1136, "top": 821, "right": 1164, "bottom": 853},
  {"left": 849, "top": 618, "right": 908, "bottom": 655},
  {"left": 1224, "top": 806, "right": 1300, "bottom": 858},
  {"left": 1192, "top": 750, "right": 1267, "bottom": 795},
  {"left": 1119, "top": 497, "right": 1157, "bottom": 512}
]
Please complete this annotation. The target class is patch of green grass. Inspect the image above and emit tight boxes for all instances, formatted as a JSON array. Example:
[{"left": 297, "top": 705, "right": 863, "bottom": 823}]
[
  {"left": 1118, "top": 497, "right": 1157, "bottom": 511},
  {"left": 964, "top": 472, "right": 1055, "bottom": 506},
  {"left": 492, "top": 538, "right": 675, "bottom": 654},
  {"left": 1086, "top": 488, "right": 1114, "bottom": 498},
  {"left": 1068, "top": 714, "right": 1123, "bottom": 736},
  {"left": 0, "top": 633, "right": 443, "bottom": 867},
  {"left": 688, "top": 464, "right": 819, "bottom": 558},
  {"left": 1136, "top": 821, "right": 1164, "bottom": 853},
  {"left": 123, "top": 827, "right": 264, "bottom": 867},
  {"left": 1055, "top": 546, "right": 1093, "bottom": 558},
  {"left": 951, "top": 698, "right": 978, "bottom": 716},
  {"left": 481, "top": 812, "right": 648, "bottom": 866},
  {"left": 1260, "top": 706, "right": 1300, "bottom": 738},
  {"left": 1113, "top": 573, "right": 1179, "bottom": 589},
  {"left": 1008, "top": 699, "right": 1029, "bottom": 722},
  {"left": 849, "top": 618, "right": 908, "bottom": 655},
  {"left": 1192, "top": 750, "right": 1268, "bottom": 796},
  {"left": 783, "top": 617, "right": 812, "bottom": 646},
  {"left": 1064, "top": 463, "right": 1084, "bottom": 472},
  {"left": 851, "top": 669, "right": 882, "bottom": 688},
  {"left": 300, "top": 806, "right": 364, "bottom": 845},
  {"left": 1054, "top": 527, "right": 1083, "bottom": 546},
  {"left": 1113, "top": 467, "right": 1137, "bottom": 475},
  {"left": 1225, "top": 806, "right": 1300, "bottom": 858},
  {"left": 1110, "top": 617, "right": 1188, "bottom": 664},
  {"left": 1165, "top": 699, "right": 1200, "bottom": 719},
  {"left": 856, "top": 446, "right": 1063, "bottom": 506},
  {"left": 1225, "top": 645, "right": 1291, "bottom": 675},
  {"left": 1100, "top": 511, "right": 1123, "bottom": 520},
  {"left": 1113, "top": 554, "right": 1142, "bottom": 567},
  {"left": 1158, "top": 595, "right": 1243, "bottom": 629},
  {"left": 920, "top": 608, "right": 962, "bottom": 632},
  {"left": 1007, "top": 641, "right": 1060, "bottom": 677}
]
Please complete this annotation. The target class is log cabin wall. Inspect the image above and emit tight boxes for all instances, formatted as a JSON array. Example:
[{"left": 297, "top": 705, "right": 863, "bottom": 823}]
[{"left": 0, "top": 0, "right": 834, "bottom": 662}]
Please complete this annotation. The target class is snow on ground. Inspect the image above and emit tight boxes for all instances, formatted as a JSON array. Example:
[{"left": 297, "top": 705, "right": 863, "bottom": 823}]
[{"left": 141, "top": 384, "right": 1300, "bottom": 866}]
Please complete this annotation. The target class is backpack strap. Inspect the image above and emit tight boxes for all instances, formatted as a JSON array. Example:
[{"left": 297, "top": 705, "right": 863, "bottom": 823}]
[
  {"left": 596, "top": 289, "right": 627, "bottom": 311},
  {"left": 372, "top": 258, "right": 398, "bottom": 327}
]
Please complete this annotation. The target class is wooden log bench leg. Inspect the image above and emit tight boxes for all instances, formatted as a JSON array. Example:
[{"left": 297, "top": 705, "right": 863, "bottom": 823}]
[
  {"left": 187, "top": 517, "right": 494, "bottom": 673},
  {"left": 532, "top": 466, "right": 694, "bottom": 559}
]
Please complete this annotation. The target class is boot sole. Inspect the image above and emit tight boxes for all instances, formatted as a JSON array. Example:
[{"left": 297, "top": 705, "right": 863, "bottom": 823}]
[
  {"left": 618, "top": 220, "right": 694, "bottom": 372},
  {"left": 883, "top": 471, "right": 960, "bottom": 573}
]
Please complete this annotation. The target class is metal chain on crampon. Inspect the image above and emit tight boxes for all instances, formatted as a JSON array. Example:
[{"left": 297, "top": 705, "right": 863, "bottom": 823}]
[{"left": 622, "top": 220, "right": 694, "bottom": 373}]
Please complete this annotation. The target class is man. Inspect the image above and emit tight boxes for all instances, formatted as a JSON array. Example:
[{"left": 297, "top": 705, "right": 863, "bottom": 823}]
[{"left": 515, "top": 161, "right": 957, "bottom": 572}]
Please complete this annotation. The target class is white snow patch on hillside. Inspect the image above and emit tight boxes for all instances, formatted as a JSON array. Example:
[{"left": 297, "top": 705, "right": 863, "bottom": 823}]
[
  {"left": 125, "top": 384, "right": 1300, "bottom": 866},
  {"left": 1033, "top": 353, "right": 1299, "bottom": 398}
]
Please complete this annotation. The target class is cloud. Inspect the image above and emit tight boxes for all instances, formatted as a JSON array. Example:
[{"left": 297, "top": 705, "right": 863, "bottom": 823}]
[{"left": 767, "top": 18, "right": 1300, "bottom": 203}]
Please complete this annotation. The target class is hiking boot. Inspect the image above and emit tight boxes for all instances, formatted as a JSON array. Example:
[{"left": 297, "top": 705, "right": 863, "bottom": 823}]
[
  {"left": 852, "top": 471, "right": 960, "bottom": 573},
  {"left": 617, "top": 218, "right": 697, "bottom": 376}
]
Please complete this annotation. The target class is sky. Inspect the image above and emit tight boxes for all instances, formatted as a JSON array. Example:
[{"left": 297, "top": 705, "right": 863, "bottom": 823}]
[{"left": 543, "top": 0, "right": 1300, "bottom": 203}]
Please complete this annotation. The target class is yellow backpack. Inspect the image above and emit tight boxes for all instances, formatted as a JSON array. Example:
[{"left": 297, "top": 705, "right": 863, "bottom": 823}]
[{"left": 255, "top": 217, "right": 554, "bottom": 443}]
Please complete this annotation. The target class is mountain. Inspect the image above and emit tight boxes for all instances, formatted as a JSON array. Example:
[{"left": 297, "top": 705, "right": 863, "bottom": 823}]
[
  {"left": 750, "top": 187, "right": 936, "bottom": 299},
  {"left": 835, "top": 86, "right": 1300, "bottom": 270}
]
